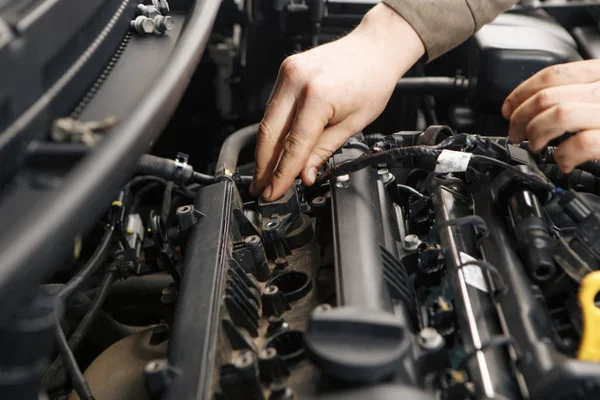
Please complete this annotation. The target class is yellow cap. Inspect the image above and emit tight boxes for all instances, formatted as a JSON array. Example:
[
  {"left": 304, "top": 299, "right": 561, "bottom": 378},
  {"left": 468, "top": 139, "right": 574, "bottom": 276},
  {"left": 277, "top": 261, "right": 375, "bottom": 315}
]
[{"left": 578, "top": 270, "right": 600, "bottom": 361}]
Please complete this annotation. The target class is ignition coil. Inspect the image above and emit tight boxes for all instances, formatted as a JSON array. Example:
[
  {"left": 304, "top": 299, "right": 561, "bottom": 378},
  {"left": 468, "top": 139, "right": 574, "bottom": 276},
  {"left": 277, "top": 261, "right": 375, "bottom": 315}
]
[{"left": 493, "top": 166, "right": 556, "bottom": 282}]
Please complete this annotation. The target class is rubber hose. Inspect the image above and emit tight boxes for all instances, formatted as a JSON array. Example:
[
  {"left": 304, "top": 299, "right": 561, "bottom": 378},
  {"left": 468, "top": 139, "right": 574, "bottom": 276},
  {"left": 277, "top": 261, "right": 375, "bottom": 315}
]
[
  {"left": 59, "top": 227, "right": 114, "bottom": 302},
  {"left": 54, "top": 324, "right": 95, "bottom": 400},
  {"left": 215, "top": 123, "right": 260, "bottom": 181},
  {"left": 43, "top": 271, "right": 116, "bottom": 389},
  {"left": 535, "top": 146, "right": 600, "bottom": 176},
  {"left": 538, "top": 164, "right": 600, "bottom": 194}
]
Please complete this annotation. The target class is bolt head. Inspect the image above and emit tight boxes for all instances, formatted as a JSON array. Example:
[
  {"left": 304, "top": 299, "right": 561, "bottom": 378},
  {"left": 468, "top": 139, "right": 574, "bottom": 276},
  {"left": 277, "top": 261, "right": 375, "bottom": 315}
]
[
  {"left": 162, "top": 15, "right": 174, "bottom": 30},
  {"left": 418, "top": 327, "right": 444, "bottom": 350},
  {"left": 335, "top": 174, "right": 350, "bottom": 188},
  {"left": 140, "top": 17, "right": 156, "bottom": 34},
  {"left": 403, "top": 234, "right": 421, "bottom": 251}
]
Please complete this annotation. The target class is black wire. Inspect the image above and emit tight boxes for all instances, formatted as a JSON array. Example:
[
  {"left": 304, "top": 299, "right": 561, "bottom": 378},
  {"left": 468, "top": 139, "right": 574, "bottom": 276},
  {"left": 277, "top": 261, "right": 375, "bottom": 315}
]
[
  {"left": 458, "top": 335, "right": 516, "bottom": 371},
  {"left": 470, "top": 155, "right": 555, "bottom": 191},
  {"left": 397, "top": 184, "right": 428, "bottom": 199},
  {"left": 459, "top": 259, "right": 509, "bottom": 298},
  {"left": 42, "top": 269, "right": 116, "bottom": 389},
  {"left": 59, "top": 226, "right": 114, "bottom": 302},
  {"left": 315, "top": 134, "right": 473, "bottom": 185},
  {"left": 429, "top": 215, "right": 489, "bottom": 244},
  {"left": 123, "top": 175, "right": 195, "bottom": 199},
  {"left": 54, "top": 323, "right": 95, "bottom": 400}
]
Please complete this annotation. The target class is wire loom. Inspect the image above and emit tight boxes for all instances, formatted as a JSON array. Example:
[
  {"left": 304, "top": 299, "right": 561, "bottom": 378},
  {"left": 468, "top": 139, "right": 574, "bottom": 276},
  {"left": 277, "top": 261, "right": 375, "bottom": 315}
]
[{"left": 315, "top": 134, "right": 555, "bottom": 194}]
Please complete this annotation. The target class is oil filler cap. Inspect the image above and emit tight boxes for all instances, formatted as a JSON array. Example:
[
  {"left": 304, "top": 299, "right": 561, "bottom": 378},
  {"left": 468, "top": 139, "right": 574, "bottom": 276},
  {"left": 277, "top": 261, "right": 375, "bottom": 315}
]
[{"left": 303, "top": 305, "right": 410, "bottom": 384}]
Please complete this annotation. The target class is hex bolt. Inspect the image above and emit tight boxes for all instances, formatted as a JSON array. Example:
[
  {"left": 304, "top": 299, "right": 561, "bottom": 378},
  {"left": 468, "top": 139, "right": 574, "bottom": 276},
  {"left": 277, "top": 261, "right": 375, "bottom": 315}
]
[
  {"left": 377, "top": 168, "right": 394, "bottom": 184},
  {"left": 418, "top": 327, "right": 444, "bottom": 351},
  {"left": 154, "top": 15, "right": 174, "bottom": 35},
  {"left": 311, "top": 196, "right": 326, "bottom": 207},
  {"left": 152, "top": 0, "right": 171, "bottom": 14},
  {"left": 130, "top": 16, "right": 156, "bottom": 35},
  {"left": 335, "top": 174, "right": 350, "bottom": 188},
  {"left": 137, "top": 4, "right": 161, "bottom": 18},
  {"left": 403, "top": 234, "right": 421, "bottom": 252}
]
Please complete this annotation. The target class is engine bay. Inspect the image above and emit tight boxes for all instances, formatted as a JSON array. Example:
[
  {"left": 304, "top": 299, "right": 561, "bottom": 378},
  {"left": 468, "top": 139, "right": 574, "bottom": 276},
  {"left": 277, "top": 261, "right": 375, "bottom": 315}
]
[{"left": 5, "top": 1, "right": 600, "bottom": 400}]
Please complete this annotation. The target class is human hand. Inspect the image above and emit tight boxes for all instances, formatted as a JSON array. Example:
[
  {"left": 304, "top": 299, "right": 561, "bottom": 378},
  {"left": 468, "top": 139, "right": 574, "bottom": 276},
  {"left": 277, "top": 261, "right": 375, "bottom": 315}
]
[
  {"left": 503, "top": 60, "right": 600, "bottom": 173},
  {"left": 250, "top": 3, "right": 425, "bottom": 201}
]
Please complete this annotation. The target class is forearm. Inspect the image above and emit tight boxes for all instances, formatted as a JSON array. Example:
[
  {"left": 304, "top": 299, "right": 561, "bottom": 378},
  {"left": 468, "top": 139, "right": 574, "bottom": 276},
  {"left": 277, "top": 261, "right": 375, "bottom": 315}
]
[{"left": 382, "top": 0, "right": 519, "bottom": 60}]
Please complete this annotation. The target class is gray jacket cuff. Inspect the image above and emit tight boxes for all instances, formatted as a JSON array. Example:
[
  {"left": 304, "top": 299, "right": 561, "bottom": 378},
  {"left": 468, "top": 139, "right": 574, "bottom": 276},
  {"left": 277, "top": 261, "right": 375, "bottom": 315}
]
[{"left": 381, "top": 0, "right": 518, "bottom": 60}]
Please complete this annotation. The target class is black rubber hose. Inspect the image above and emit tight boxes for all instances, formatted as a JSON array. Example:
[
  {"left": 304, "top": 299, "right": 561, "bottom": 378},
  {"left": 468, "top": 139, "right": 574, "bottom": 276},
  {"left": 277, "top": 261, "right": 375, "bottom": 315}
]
[
  {"left": 538, "top": 164, "right": 600, "bottom": 195},
  {"left": 530, "top": 145, "right": 600, "bottom": 177},
  {"left": 59, "top": 227, "right": 114, "bottom": 302},
  {"left": 54, "top": 323, "right": 95, "bottom": 400},
  {"left": 215, "top": 123, "right": 260, "bottom": 181},
  {"left": 27, "top": 146, "right": 216, "bottom": 185},
  {"left": 43, "top": 270, "right": 116, "bottom": 389},
  {"left": 395, "top": 77, "right": 469, "bottom": 96}
]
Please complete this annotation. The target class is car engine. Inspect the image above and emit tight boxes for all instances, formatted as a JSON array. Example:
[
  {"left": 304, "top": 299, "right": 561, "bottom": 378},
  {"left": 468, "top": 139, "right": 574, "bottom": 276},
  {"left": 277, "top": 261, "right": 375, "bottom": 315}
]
[{"left": 4, "top": 1, "right": 600, "bottom": 400}]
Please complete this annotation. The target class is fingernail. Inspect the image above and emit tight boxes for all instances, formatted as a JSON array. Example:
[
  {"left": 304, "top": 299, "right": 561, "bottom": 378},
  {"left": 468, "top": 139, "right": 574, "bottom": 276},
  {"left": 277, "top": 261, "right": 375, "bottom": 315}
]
[
  {"left": 262, "top": 185, "right": 272, "bottom": 200},
  {"left": 307, "top": 167, "right": 317, "bottom": 184},
  {"left": 502, "top": 100, "right": 512, "bottom": 118}
]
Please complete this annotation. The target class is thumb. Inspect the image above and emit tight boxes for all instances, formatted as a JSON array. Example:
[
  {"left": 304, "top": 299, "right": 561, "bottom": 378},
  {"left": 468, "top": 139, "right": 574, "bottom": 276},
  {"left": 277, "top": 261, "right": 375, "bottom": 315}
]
[{"left": 301, "top": 123, "right": 358, "bottom": 185}]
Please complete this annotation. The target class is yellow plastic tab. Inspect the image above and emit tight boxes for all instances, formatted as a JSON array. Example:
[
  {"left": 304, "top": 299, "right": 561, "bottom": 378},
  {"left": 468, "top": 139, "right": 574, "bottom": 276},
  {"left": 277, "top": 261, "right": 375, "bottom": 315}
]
[{"left": 578, "top": 270, "right": 600, "bottom": 361}]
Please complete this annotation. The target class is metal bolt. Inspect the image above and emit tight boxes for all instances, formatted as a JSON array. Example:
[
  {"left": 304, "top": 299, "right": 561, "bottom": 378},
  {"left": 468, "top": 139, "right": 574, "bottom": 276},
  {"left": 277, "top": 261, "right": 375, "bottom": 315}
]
[
  {"left": 154, "top": 15, "right": 174, "bottom": 34},
  {"left": 152, "top": 0, "right": 170, "bottom": 14},
  {"left": 130, "top": 16, "right": 156, "bottom": 35},
  {"left": 418, "top": 327, "right": 444, "bottom": 351},
  {"left": 311, "top": 196, "right": 326, "bottom": 207},
  {"left": 403, "top": 234, "right": 421, "bottom": 251},
  {"left": 137, "top": 4, "right": 161, "bottom": 18},
  {"left": 335, "top": 174, "right": 350, "bottom": 188},
  {"left": 377, "top": 168, "right": 394, "bottom": 184}
]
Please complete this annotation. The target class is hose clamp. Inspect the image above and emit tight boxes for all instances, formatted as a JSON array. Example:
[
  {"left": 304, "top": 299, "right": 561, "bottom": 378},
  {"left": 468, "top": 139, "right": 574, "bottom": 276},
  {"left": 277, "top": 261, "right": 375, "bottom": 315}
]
[{"left": 173, "top": 152, "right": 193, "bottom": 184}]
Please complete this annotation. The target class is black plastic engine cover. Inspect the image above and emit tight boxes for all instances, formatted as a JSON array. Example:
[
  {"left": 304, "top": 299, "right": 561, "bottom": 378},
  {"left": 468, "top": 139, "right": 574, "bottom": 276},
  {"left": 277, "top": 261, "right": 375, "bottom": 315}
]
[{"left": 468, "top": 12, "right": 581, "bottom": 111}]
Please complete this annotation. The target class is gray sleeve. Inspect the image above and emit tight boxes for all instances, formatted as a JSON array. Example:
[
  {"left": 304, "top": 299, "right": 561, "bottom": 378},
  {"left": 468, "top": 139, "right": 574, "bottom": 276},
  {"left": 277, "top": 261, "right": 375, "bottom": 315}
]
[{"left": 381, "top": 0, "right": 518, "bottom": 60}]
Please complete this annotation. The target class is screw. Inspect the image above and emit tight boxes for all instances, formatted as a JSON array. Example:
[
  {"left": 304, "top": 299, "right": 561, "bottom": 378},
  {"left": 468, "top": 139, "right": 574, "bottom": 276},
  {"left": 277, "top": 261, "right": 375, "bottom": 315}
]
[
  {"left": 154, "top": 15, "right": 174, "bottom": 34},
  {"left": 130, "top": 16, "right": 156, "bottom": 35},
  {"left": 152, "top": 0, "right": 170, "bottom": 14},
  {"left": 335, "top": 174, "right": 350, "bottom": 188},
  {"left": 137, "top": 4, "right": 161, "bottom": 18},
  {"left": 403, "top": 234, "right": 421, "bottom": 252},
  {"left": 418, "top": 327, "right": 444, "bottom": 351}
]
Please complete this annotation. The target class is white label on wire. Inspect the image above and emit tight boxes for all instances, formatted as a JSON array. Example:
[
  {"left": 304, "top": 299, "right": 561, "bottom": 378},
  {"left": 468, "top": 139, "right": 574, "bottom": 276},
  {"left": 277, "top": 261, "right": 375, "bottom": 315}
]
[
  {"left": 459, "top": 252, "right": 488, "bottom": 293},
  {"left": 435, "top": 150, "right": 473, "bottom": 173}
]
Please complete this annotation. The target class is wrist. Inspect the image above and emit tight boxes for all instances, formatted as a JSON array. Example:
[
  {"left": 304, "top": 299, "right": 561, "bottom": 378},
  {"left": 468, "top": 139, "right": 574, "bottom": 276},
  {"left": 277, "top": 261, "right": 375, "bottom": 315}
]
[{"left": 355, "top": 3, "right": 425, "bottom": 79}]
